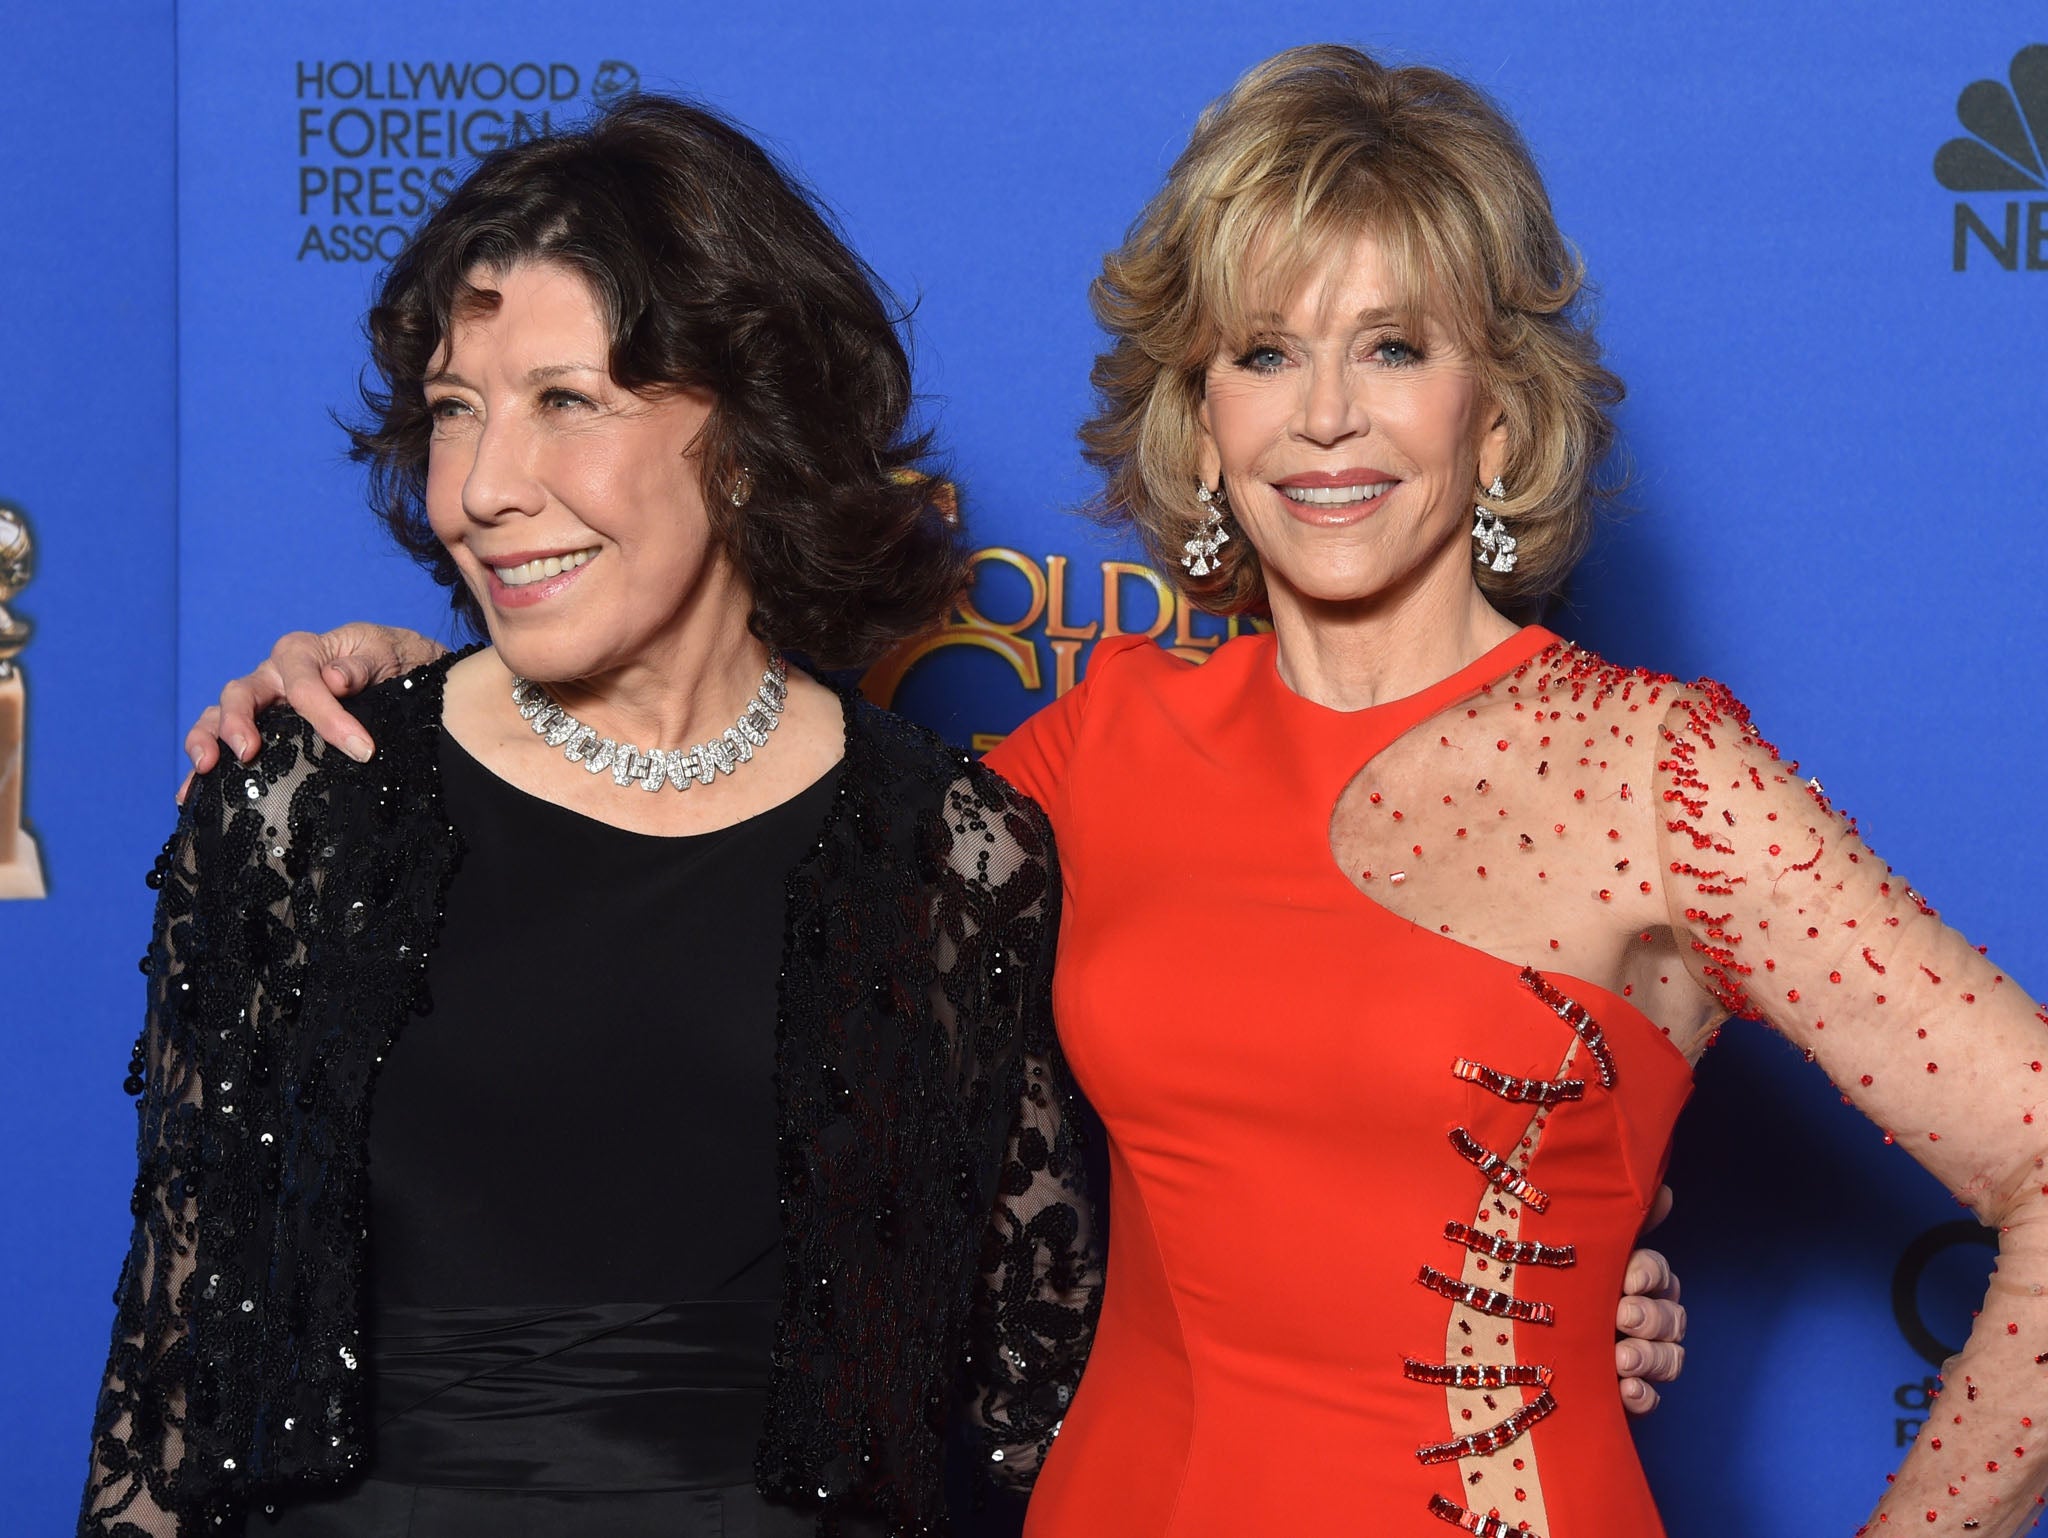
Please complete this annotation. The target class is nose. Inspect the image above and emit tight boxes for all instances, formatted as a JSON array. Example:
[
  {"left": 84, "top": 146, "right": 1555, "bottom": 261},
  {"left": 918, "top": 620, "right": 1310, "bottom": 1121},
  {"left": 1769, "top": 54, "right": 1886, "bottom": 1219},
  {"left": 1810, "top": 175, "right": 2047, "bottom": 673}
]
[
  {"left": 461, "top": 409, "right": 547, "bottom": 524},
  {"left": 1297, "top": 356, "right": 1364, "bottom": 447}
]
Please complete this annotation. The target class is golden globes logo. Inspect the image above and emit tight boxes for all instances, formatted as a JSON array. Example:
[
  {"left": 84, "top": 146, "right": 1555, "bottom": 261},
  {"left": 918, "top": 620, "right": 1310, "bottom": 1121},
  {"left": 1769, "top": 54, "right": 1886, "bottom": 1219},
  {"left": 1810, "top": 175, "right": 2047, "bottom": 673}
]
[
  {"left": 1889, "top": 1219, "right": 1998, "bottom": 1445},
  {"left": 859, "top": 546, "right": 1267, "bottom": 751},
  {"left": 0, "top": 502, "right": 45, "bottom": 899}
]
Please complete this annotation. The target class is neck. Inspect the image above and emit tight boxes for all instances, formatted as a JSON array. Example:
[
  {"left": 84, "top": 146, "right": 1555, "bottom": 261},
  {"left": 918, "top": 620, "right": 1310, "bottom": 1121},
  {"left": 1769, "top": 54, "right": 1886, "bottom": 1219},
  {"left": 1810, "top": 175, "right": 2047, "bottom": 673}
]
[
  {"left": 517, "top": 576, "right": 775, "bottom": 750},
  {"left": 553, "top": 637, "right": 775, "bottom": 751},
  {"left": 1265, "top": 559, "right": 1522, "bottom": 713}
]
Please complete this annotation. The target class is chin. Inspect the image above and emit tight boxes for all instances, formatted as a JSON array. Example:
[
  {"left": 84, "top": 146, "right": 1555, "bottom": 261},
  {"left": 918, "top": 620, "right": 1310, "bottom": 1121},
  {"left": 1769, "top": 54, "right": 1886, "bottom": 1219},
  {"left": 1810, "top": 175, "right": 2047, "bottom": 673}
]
[
  {"left": 1273, "top": 565, "right": 1398, "bottom": 608},
  {"left": 1274, "top": 536, "right": 1462, "bottom": 610},
  {"left": 485, "top": 628, "right": 613, "bottom": 686}
]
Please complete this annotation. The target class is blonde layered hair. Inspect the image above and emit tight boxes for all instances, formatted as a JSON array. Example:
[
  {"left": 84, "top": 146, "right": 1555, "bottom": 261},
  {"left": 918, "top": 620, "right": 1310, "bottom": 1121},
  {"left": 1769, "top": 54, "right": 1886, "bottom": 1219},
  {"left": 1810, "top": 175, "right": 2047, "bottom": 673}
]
[{"left": 1083, "top": 44, "right": 1623, "bottom": 613}]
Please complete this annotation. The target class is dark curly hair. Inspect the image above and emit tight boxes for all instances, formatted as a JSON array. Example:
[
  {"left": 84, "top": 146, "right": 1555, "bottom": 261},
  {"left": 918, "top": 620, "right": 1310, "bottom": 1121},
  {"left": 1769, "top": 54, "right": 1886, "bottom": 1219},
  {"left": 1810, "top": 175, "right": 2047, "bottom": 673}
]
[{"left": 349, "top": 93, "right": 965, "bottom": 669}]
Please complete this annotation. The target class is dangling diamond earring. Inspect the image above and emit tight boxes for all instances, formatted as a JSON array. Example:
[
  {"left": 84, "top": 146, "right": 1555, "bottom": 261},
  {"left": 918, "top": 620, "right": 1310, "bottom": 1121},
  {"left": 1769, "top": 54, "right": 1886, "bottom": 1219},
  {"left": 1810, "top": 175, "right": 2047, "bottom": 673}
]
[
  {"left": 1183, "top": 482, "right": 1232, "bottom": 576},
  {"left": 1472, "top": 476, "right": 1517, "bottom": 574}
]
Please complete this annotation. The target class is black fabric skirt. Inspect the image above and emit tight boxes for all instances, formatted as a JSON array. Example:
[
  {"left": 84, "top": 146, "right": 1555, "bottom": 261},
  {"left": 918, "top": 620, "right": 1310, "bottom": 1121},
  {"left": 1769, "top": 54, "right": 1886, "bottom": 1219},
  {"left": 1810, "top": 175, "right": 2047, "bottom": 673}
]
[
  {"left": 252, "top": 1478, "right": 820, "bottom": 1537},
  {"left": 252, "top": 1299, "right": 850, "bottom": 1537}
]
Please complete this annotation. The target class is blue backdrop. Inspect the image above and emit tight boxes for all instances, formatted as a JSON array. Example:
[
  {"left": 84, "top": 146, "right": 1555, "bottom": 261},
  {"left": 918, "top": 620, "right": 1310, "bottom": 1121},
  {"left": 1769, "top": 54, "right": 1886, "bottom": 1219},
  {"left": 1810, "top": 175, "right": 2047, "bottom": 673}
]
[{"left": 5, "top": 2, "right": 2044, "bottom": 1530}]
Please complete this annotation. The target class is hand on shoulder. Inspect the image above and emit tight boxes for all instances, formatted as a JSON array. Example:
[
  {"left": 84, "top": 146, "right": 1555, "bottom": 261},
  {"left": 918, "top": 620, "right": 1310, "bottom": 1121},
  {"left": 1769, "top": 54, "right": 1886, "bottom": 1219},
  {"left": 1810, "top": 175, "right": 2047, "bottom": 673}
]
[{"left": 180, "top": 622, "right": 446, "bottom": 798}]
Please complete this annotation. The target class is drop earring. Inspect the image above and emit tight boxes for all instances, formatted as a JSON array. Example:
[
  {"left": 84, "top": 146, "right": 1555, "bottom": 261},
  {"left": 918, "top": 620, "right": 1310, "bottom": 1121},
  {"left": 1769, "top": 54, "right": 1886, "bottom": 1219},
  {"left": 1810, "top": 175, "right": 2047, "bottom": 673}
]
[
  {"left": 1183, "top": 482, "right": 1231, "bottom": 576},
  {"left": 1472, "top": 476, "right": 1517, "bottom": 574}
]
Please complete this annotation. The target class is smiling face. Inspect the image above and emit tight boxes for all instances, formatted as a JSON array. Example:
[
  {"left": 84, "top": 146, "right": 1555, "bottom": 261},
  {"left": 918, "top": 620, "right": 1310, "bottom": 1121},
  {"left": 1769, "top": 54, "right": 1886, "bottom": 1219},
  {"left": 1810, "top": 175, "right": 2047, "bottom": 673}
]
[
  {"left": 1196, "top": 231, "right": 1507, "bottom": 618},
  {"left": 422, "top": 260, "right": 744, "bottom": 685}
]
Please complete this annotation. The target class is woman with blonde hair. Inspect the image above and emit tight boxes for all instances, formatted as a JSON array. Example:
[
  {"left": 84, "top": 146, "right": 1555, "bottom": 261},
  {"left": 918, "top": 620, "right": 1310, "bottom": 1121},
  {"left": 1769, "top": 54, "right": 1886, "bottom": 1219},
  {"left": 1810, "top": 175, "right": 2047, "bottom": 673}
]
[{"left": 173, "top": 44, "right": 2038, "bottom": 1535}]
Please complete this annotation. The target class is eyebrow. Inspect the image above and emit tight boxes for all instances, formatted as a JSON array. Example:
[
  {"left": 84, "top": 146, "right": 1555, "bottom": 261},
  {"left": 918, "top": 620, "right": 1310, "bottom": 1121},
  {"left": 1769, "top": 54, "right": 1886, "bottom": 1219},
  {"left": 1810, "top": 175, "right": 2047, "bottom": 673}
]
[
  {"left": 422, "top": 363, "right": 608, "bottom": 387},
  {"left": 1239, "top": 305, "right": 1414, "bottom": 333}
]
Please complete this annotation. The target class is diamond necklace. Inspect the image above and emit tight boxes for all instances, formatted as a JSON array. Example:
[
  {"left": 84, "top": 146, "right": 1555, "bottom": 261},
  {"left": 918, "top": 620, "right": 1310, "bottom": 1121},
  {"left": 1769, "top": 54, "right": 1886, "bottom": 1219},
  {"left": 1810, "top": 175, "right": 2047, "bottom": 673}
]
[{"left": 510, "top": 656, "right": 789, "bottom": 793}]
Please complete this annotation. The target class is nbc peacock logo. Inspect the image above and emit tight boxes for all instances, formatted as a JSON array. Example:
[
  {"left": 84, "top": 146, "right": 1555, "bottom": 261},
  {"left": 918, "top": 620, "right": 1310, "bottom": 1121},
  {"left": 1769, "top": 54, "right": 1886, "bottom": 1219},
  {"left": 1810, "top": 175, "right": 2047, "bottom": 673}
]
[{"left": 1935, "top": 44, "right": 2048, "bottom": 271}]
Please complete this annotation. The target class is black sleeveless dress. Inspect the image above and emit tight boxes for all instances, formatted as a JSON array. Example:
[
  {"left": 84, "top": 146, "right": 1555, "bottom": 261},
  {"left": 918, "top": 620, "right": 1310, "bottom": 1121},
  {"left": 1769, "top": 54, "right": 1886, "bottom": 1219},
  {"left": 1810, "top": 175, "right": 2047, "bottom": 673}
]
[{"left": 259, "top": 730, "right": 840, "bottom": 1537}]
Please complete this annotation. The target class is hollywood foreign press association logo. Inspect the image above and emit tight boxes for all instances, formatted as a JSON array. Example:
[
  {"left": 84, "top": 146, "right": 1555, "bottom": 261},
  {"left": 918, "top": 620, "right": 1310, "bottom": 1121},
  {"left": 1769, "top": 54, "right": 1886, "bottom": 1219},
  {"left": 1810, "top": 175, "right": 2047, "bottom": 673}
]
[
  {"left": 1934, "top": 43, "right": 2047, "bottom": 270},
  {"left": 294, "top": 57, "right": 642, "bottom": 264},
  {"left": 592, "top": 60, "right": 640, "bottom": 103}
]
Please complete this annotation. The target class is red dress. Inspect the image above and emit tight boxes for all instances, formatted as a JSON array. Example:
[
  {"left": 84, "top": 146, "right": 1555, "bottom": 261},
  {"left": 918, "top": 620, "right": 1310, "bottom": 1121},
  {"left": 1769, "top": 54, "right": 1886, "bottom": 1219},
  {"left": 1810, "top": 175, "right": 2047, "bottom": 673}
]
[{"left": 986, "top": 621, "right": 2048, "bottom": 1535}]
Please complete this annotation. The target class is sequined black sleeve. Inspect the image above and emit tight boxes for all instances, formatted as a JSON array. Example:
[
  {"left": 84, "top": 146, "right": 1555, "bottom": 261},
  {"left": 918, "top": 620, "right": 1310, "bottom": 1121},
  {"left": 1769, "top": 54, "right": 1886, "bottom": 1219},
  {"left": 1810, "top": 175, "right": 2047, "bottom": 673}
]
[
  {"left": 79, "top": 730, "right": 325, "bottom": 1537},
  {"left": 937, "top": 773, "right": 1102, "bottom": 1489}
]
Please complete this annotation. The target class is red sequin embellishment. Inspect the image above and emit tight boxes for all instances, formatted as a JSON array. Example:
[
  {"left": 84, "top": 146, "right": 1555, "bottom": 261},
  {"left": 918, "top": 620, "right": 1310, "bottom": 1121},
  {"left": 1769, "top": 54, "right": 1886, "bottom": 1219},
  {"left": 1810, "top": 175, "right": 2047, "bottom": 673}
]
[
  {"left": 1449, "top": 1128, "right": 1552, "bottom": 1212},
  {"left": 1417, "top": 1389, "right": 1559, "bottom": 1463},
  {"left": 1445, "top": 1219, "right": 1576, "bottom": 1268},
  {"left": 1518, "top": 969, "right": 1617, "bottom": 1088},
  {"left": 1453, "top": 1057, "right": 1585, "bottom": 1105},
  {"left": 1416, "top": 1264, "right": 1555, "bottom": 1325},
  {"left": 1428, "top": 1493, "right": 1545, "bottom": 1536},
  {"left": 1404, "top": 1356, "right": 1554, "bottom": 1389}
]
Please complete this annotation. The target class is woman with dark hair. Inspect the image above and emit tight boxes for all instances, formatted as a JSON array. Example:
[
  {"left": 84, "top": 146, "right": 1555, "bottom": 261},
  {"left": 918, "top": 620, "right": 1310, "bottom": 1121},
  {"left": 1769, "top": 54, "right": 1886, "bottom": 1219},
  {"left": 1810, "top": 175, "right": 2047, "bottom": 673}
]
[{"left": 79, "top": 95, "right": 1096, "bottom": 1538}]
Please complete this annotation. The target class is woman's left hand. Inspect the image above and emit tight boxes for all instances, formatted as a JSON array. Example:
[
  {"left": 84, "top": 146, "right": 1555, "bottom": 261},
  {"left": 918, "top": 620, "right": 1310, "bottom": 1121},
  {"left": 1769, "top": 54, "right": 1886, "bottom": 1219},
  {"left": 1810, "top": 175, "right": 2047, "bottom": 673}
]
[{"left": 1616, "top": 1183, "right": 1684, "bottom": 1414}]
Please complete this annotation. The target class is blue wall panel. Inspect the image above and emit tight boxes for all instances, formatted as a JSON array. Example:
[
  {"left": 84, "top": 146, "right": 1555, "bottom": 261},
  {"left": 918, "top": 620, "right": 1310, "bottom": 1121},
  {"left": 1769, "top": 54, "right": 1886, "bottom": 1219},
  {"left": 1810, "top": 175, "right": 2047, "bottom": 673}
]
[
  {"left": 0, "top": 1, "right": 180, "bottom": 1524},
  {"left": 5, "top": 1, "right": 2044, "bottom": 1530}
]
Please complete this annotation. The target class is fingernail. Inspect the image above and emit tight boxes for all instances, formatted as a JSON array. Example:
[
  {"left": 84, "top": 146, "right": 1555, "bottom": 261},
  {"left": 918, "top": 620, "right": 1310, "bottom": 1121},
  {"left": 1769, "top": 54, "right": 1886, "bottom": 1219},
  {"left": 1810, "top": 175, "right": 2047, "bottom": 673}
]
[
  {"left": 1619, "top": 1302, "right": 1645, "bottom": 1329},
  {"left": 227, "top": 734, "right": 248, "bottom": 761},
  {"left": 1617, "top": 1345, "right": 1641, "bottom": 1373},
  {"left": 342, "top": 735, "right": 373, "bottom": 764}
]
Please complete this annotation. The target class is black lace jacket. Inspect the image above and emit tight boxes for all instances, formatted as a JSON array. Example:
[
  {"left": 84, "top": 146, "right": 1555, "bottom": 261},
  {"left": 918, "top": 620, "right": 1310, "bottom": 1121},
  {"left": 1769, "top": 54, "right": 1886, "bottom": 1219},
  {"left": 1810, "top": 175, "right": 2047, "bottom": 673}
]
[{"left": 79, "top": 655, "right": 1099, "bottom": 1538}]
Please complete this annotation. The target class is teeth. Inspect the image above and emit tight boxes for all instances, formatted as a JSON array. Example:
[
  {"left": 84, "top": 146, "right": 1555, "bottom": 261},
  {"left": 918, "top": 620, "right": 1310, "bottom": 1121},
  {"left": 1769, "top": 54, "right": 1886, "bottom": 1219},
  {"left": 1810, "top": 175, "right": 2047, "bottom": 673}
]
[
  {"left": 1279, "top": 483, "right": 1396, "bottom": 507},
  {"left": 495, "top": 548, "right": 596, "bottom": 587}
]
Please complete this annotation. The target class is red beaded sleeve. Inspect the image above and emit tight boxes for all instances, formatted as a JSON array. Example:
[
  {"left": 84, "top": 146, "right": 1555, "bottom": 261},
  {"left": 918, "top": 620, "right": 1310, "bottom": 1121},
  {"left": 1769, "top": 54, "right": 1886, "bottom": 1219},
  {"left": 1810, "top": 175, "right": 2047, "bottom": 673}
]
[{"left": 1656, "top": 687, "right": 2048, "bottom": 1535}]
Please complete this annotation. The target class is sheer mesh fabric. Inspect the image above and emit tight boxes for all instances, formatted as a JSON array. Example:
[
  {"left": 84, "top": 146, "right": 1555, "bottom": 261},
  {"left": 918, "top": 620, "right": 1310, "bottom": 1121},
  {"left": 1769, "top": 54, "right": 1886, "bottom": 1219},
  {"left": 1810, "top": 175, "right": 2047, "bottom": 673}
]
[
  {"left": 82, "top": 809, "right": 208, "bottom": 1538},
  {"left": 1332, "top": 641, "right": 2048, "bottom": 1533},
  {"left": 82, "top": 727, "right": 344, "bottom": 1537},
  {"left": 762, "top": 745, "right": 1102, "bottom": 1522},
  {"left": 930, "top": 780, "right": 1101, "bottom": 1482}
]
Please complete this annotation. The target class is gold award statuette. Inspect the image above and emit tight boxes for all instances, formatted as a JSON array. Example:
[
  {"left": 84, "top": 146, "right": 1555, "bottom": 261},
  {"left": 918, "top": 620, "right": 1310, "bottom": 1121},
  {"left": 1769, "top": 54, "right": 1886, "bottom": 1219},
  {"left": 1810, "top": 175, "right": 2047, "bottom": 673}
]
[{"left": 0, "top": 503, "right": 46, "bottom": 899}]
